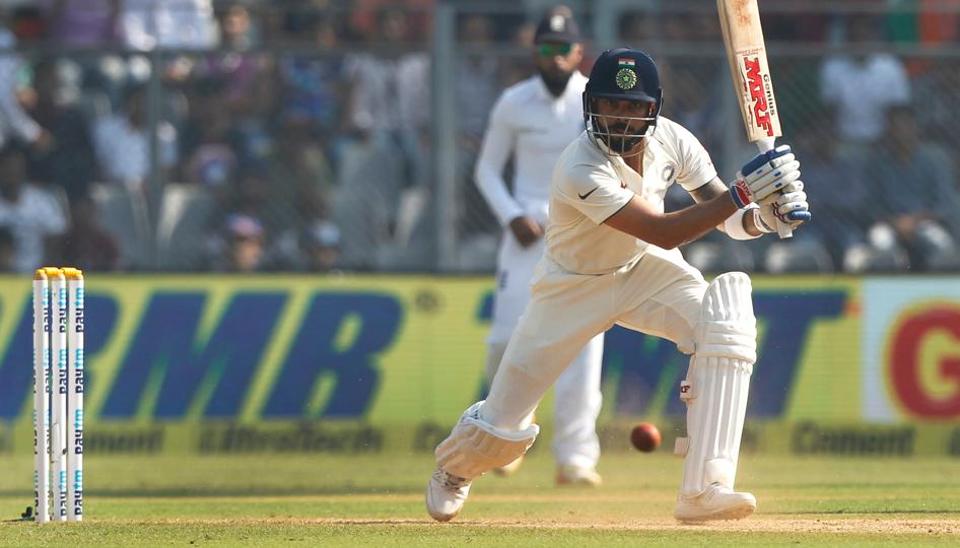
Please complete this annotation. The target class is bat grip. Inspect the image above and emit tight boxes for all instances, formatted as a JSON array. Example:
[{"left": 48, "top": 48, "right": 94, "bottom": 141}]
[{"left": 756, "top": 138, "right": 793, "bottom": 239}]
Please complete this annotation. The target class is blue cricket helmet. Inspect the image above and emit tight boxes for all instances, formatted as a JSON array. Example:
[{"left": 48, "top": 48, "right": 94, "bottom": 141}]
[{"left": 583, "top": 48, "right": 663, "bottom": 155}]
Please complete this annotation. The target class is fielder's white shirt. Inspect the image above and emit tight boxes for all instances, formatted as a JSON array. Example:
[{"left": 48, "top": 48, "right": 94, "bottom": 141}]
[
  {"left": 547, "top": 117, "right": 717, "bottom": 275},
  {"left": 475, "top": 72, "right": 588, "bottom": 227}
]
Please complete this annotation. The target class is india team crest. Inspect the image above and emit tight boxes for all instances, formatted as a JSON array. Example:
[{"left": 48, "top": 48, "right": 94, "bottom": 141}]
[{"left": 616, "top": 68, "right": 637, "bottom": 90}]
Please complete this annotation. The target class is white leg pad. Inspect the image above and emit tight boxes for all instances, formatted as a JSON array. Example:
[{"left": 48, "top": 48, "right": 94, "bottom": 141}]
[
  {"left": 436, "top": 401, "right": 539, "bottom": 480},
  {"left": 680, "top": 272, "right": 756, "bottom": 496}
]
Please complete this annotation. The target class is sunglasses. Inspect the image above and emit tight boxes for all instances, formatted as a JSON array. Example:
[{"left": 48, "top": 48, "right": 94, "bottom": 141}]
[{"left": 537, "top": 43, "right": 573, "bottom": 57}]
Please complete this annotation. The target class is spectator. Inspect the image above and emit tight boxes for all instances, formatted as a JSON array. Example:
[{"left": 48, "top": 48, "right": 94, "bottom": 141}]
[
  {"left": 193, "top": 2, "right": 273, "bottom": 120},
  {"left": 912, "top": 56, "right": 960, "bottom": 147},
  {"left": 25, "top": 58, "right": 98, "bottom": 200},
  {"left": 208, "top": 213, "right": 266, "bottom": 272},
  {"left": 349, "top": 0, "right": 433, "bottom": 43},
  {"left": 0, "top": 144, "right": 67, "bottom": 273},
  {"left": 180, "top": 80, "right": 238, "bottom": 188},
  {"left": 61, "top": 195, "right": 120, "bottom": 271},
  {"left": 662, "top": 55, "right": 758, "bottom": 274},
  {"left": 219, "top": 1, "right": 258, "bottom": 49},
  {"left": 276, "top": 14, "right": 345, "bottom": 137},
  {"left": 117, "top": 0, "right": 219, "bottom": 87},
  {"left": 263, "top": 116, "right": 334, "bottom": 235},
  {"left": 820, "top": 14, "right": 910, "bottom": 150},
  {"left": 0, "top": 9, "right": 51, "bottom": 152},
  {"left": 790, "top": 121, "right": 873, "bottom": 272},
  {"left": 268, "top": 183, "right": 337, "bottom": 271},
  {"left": 500, "top": 20, "right": 537, "bottom": 87},
  {"left": 93, "top": 84, "right": 178, "bottom": 191},
  {"left": 864, "top": 106, "right": 960, "bottom": 271},
  {"left": 179, "top": 5, "right": 274, "bottom": 170},
  {"left": 335, "top": 6, "right": 430, "bottom": 268},
  {"left": 457, "top": 14, "right": 500, "bottom": 144},
  {"left": 209, "top": 161, "right": 270, "bottom": 236},
  {"left": 350, "top": 7, "right": 431, "bottom": 142},
  {"left": 43, "top": 0, "right": 120, "bottom": 47},
  {"left": 120, "top": 0, "right": 218, "bottom": 51},
  {"left": 301, "top": 220, "right": 341, "bottom": 272},
  {"left": 272, "top": 218, "right": 342, "bottom": 273}
]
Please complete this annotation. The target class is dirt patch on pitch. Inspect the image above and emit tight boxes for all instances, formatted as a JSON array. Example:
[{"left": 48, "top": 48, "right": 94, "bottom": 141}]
[
  {"left": 115, "top": 515, "right": 959, "bottom": 536},
  {"left": 489, "top": 516, "right": 960, "bottom": 536}
]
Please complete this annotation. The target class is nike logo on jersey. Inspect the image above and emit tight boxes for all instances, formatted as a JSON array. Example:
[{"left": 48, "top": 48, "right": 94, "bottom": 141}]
[{"left": 578, "top": 187, "right": 599, "bottom": 200}]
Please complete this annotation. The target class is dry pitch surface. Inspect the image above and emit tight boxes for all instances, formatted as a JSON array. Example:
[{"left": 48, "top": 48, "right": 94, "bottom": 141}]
[{"left": 2, "top": 451, "right": 959, "bottom": 546}]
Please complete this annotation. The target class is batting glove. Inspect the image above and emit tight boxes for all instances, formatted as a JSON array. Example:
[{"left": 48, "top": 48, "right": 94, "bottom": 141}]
[
  {"left": 756, "top": 181, "right": 812, "bottom": 232},
  {"left": 729, "top": 144, "right": 801, "bottom": 208}
]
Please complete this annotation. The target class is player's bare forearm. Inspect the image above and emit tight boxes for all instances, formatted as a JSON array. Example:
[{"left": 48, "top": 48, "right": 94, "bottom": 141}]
[
  {"left": 691, "top": 179, "right": 764, "bottom": 238},
  {"left": 604, "top": 189, "right": 738, "bottom": 249},
  {"left": 688, "top": 179, "right": 728, "bottom": 203}
]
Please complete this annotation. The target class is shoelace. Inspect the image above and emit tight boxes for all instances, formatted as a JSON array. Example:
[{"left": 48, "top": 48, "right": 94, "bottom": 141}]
[
  {"left": 702, "top": 482, "right": 731, "bottom": 500},
  {"left": 433, "top": 469, "right": 469, "bottom": 490}
]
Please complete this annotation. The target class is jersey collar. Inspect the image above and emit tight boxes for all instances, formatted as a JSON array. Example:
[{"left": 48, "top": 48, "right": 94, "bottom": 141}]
[{"left": 591, "top": 132, "right": 659, "bottom": 182}]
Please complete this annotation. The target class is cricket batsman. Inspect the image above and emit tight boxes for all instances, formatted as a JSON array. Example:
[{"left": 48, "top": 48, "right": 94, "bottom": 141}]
[
  {"left": 474, "top": 7, "right": 605, "bottom": 485},
  {"left": 426, "top": 48, "right": 811, "bottom": 522}
]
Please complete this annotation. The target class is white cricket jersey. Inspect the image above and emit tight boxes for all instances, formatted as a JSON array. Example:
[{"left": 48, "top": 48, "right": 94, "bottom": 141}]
[
  {"left": 474, "top": 72, "right": 588, "bottom": 226},
  {"left": 546, "top": 117, "right": 717, "bottom": 275}
]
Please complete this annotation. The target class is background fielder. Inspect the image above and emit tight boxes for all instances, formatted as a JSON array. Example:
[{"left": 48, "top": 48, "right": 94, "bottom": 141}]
[
  {"left": 427, "top": 47, "right": 811, "bottom": 522},
  {"left": 474, "top": 7, "right": 605, "bottom": 484}
]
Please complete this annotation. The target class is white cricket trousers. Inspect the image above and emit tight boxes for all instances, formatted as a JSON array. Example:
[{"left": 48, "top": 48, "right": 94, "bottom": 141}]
[
  {"left": 483, "top": 247, "right": 707, "bottom": 435},
  {"left": 488, "top": 234, "right": 605, "bottom": 469}
]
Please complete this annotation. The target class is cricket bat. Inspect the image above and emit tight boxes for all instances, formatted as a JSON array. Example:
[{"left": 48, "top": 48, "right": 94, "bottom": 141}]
[{"left": 717, "top": 0, "right": 792, "bottom": 238}]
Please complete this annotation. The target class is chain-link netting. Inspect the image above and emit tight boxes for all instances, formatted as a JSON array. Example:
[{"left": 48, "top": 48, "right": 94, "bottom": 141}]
[{"left": 1, "top": 1, "right": 958, "bottom": 273}]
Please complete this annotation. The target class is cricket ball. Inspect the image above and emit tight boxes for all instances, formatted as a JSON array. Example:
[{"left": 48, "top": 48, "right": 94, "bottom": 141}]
[{"left": 630, "top": 422, "right": 661, "bottom": 452}]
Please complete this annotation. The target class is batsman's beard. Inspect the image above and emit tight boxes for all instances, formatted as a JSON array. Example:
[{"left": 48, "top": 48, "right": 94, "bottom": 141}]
[
  {"left": 605, "top": 131, "right": 643, "bottom": 156},
  {"left": 597, "top": 120, "right": 646, "bottom": 157}
]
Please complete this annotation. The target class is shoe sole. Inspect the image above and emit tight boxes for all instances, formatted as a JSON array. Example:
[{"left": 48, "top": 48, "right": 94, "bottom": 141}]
[
  {"left": 674, "top": 502, "right": 756, "bottom": 523},
  {"left": 427, "top": 510, "right": 458, "bottom": 522},
  {"left": 555, "top": 476, "right": 602, "bottom": 487},
  {"left": 425, "top": 486, "right": 461, "bottom": 522}
]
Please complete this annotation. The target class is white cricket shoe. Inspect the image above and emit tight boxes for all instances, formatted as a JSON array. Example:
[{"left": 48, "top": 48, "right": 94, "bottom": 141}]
[
  {"left": 555, "top": 465, "right": 602, "bottom": 487},
  {"left": 674, "top": 483, "right": 757, "bottom": 522},
  {"left": 425, "top": 468, "right": 472, "bottom": 522},
  {"left": 493, "top": 455, "right": 524, "bottom": 477}
]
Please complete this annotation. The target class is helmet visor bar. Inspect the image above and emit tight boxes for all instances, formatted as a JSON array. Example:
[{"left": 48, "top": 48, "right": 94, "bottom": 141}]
[{"left": 586, "top": 109, "right": 657, "bottom": 156}]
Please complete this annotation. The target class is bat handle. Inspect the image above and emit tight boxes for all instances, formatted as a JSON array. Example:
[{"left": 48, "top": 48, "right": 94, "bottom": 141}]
[{"left": 756, "top": 138, "right": 793, "bottom": 239}]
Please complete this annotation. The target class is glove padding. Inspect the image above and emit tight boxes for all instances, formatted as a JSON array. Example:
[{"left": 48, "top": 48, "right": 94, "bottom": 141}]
[
  {"left": 756, "top": 180, "right": 812, "bottom": 232},
  {"left": 729, "top": 145, "right": 801, "bottom": 208}
]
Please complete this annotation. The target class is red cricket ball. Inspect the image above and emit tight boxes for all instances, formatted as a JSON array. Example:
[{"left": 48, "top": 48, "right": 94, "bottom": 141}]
[{"left": 630, "top": 422, "right": 662, "bottom": 452}]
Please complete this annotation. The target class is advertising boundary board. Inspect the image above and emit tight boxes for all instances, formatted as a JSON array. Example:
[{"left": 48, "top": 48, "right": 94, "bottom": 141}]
[{"left": 0, "top": 274, "right": 956, "bottom": 456}]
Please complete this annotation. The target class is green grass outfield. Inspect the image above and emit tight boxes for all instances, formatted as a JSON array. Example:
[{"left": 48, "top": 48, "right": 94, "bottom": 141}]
[{"left": 2, "top": 451, "right": 959, "bottom": 546}]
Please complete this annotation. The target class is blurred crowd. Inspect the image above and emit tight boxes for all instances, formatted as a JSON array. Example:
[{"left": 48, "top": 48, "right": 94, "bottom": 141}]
[
  {"left": 625, "top": 3, "right": 960, "bottom": 274},
  {"left": 0, "top": 0, "right": 958, "bottom": 273}
]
